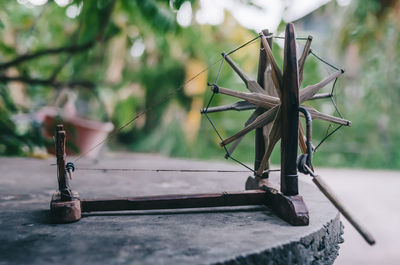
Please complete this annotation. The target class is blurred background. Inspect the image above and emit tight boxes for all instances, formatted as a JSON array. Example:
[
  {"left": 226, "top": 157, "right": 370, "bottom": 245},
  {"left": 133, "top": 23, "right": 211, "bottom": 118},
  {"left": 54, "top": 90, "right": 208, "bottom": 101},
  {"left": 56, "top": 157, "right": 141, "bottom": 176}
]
[
  {"left": 2, "top": 0, "right": 400, "bottom": 169},
  {"left": 0, "top": 0, "right": 399, "bottom": 264}
]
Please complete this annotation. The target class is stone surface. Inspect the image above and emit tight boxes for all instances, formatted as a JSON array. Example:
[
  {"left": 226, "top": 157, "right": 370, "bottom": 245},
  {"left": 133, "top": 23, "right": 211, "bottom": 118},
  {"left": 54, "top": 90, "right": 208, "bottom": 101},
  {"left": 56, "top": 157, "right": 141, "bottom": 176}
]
[{"left": 0, "top": 153, "right": 342, "bottom": 264}]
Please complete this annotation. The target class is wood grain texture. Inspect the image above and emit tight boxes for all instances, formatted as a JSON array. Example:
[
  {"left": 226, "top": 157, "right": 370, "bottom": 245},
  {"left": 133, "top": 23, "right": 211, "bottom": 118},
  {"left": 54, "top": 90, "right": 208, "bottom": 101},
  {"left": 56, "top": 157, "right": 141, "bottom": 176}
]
[
  {"left": 50, "top": 191, "right": 81, "bottom": 223},
  {"left": 299, "top": 70, "right": 343, "bottom": 103},
  {"left": 312, "top": 175, "right": 375, "bottom": 245},
  {"left": 256, "top": 107, "right": 281, "bottom": 175},
  {"left": 220, "top": 105, "right": 279, "bottom": 146},
  {"left": 254, "top": 29, "right": 271, "bottom": 176},
  {"left": 223, "top": 53, "right": 264, "bottom": 93},
  {"left": 260, "top": 34, "right": 283, "bottom": 98},
  {"left": 212, "top": 86, "right": 279, "bottom": 109},
  {"left": 304, "top": 106, "right": 351, "bottom": 126},
  {"left": 298, "top": 35, "right": 313, "bottom": 85},
  {"left": 226, "top": 109, "right": 259, "bottom": 157},
  {"left": 280, "top": 23, "right": 299, "bottom": 196}
]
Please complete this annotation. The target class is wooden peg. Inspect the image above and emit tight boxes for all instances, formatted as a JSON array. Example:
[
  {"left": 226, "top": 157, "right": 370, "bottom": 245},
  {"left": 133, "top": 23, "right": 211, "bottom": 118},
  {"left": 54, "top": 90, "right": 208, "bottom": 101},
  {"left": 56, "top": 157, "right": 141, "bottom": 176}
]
[{"left": 50, "top": 124, "right": 81, "bottom": 223}]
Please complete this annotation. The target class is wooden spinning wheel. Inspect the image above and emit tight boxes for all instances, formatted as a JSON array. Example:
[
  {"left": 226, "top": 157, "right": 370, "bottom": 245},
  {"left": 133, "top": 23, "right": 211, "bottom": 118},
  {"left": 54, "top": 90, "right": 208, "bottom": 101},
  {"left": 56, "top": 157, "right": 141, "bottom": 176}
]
[
  {"left": 204, "top": 24, "right": 349, "bottom": 195},
  {"left": 49, "top": 23, "right": 374, "bottom": 246}
]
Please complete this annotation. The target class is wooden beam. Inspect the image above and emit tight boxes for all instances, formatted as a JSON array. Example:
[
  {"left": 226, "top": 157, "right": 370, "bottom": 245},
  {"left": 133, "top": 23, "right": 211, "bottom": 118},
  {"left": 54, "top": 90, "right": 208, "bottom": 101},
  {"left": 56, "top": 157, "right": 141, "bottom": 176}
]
[{"left": 281, "top": 23, "right": 299, "bottom": 196}]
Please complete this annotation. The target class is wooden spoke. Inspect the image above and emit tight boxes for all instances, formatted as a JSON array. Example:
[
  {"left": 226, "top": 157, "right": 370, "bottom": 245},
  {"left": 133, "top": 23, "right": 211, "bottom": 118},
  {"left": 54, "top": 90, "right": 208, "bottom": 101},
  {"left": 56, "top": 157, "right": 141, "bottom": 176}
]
[
  {"left": 222, "top": 53, "right": 265, "bottom": 93},
  {"left": 309, "top": 92, "right": 331, "bottom": 100},
  {"left": 304, "top": 106, "right": 351, "bottom": 126},
  {"left": 211, "top": 86, "right": 279, "bottom": 109},
  {"left": 256, "top": 107, "right": 281, "bottom": 175},
  {"left": 200, "top": 100, "right": 255, "bottom": 114},
  {"left": 260, "top": 34, "right": 283, "bottom": 98},
  {"left": 298, "top": 35, "right": 313, "bottom": 85},
  {"left": 226, "top": 109, "right": 260, "bottom": 157},
  {"left": 220, "top": 105, "right": 279, "bottom": 146},
  {"left": 299, "top": 70, "right": 343, "bottom": 103}
]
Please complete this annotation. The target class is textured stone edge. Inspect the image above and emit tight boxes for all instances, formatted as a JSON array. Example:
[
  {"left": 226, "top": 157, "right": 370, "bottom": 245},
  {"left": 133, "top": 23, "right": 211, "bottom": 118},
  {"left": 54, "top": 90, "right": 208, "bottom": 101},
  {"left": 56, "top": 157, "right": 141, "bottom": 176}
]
[{"left": 214, "top": 214, "right": 344, "bottom": 265}]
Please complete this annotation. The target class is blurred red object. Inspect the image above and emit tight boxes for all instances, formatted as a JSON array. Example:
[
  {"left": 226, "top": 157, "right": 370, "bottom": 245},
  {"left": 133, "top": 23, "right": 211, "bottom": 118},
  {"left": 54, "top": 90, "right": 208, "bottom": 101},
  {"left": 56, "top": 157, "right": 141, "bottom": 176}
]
[{"left": 36, "top": 107, "right": 114, "bottom": 159}]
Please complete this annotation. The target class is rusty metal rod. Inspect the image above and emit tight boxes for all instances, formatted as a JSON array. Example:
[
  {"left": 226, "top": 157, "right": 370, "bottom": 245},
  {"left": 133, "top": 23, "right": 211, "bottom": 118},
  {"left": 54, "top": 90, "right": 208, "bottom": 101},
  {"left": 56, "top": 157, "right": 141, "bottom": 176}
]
[{"left": 81, "top": 190, "right": 268, "bottom": 212}]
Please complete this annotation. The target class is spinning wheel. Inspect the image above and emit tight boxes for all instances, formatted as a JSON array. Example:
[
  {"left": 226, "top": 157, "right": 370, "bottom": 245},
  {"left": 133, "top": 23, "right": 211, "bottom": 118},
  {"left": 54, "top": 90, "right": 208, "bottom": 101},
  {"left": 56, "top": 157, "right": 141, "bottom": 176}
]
[
  {"left": 204, "top": 25, "right": 348, "bottom": 176},
  {"left": 202, "top": 24, "right": 349, "bottom": 195},
  {"left": 49, "top": 23, "right": 374, "bottom": 246}
]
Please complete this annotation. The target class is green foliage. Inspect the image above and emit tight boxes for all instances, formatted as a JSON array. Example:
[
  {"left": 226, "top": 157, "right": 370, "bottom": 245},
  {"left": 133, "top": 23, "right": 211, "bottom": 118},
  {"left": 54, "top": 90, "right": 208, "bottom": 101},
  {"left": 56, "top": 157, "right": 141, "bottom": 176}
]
[
  {"left": 0, "top": 86, "right": 45, "bottom": 156},
  {"left": 2, "top": 0, "right": 399, "bottom": 171}
]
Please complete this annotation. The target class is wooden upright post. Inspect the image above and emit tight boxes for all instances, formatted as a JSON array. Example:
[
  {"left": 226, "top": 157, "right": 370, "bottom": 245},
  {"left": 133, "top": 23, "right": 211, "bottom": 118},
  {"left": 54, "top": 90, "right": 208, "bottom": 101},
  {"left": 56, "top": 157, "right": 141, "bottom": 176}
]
[
  {"left": 254, "top": 29, "right": 271, "bottom": 178},
  {"left": 51, "top": 124, "right": 81, "bottom": 223},
  {"left": 56, "top": 125, "right": 71, "bottom": 201},
  {"left": 281, "top": 23, "right": 299, "bottom": 196}
]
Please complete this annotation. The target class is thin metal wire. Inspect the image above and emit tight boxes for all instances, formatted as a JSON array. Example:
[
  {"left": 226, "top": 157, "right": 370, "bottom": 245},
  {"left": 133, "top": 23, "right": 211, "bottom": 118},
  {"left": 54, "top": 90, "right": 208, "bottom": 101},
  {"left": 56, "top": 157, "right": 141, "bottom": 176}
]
[
  {"left": 310, "top": 50, "right": 340, "bottom": 71},
  {"left": 73, "top": 35, "right": 263, "bottom": 164},
  {"left": 203, "top": 52, "right": 257, "bottom": 175},
  {"left": 306, "top": 47, "right": 348, "bottom": 152},
  {"left": 73, "top": 60, "right": 220, "bottom": 163},
  {"left": 226, "top": 35, "right": 260, "bottom": 56},
  {"left": 75, "top": 167, "right": 281, "bottom": 173},
  {"left": 314, "top": 124, "right": 343, "bottom": 152}
]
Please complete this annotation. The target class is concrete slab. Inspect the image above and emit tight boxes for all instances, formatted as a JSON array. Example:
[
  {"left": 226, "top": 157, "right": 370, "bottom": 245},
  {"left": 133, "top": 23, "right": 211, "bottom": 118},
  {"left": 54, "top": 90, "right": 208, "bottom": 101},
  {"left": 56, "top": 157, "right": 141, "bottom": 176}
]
[{"left": 0, "top": 154, "right": 342, "bottom": 265}]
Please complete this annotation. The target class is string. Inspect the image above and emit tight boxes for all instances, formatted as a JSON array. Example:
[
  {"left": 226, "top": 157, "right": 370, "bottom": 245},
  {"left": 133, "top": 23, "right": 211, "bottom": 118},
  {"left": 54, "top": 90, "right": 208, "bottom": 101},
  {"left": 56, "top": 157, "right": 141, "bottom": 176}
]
[
  {"left": 74, "top": 167, "right": 280, "bottom": 173},
  {"left": 73, "top": 35, "right": 262, "bottom": 164},
  {"left": 203, "top": 40, "right": 261, "bottom": 175},
  {"left": 69, "top": 33, "right": 347, "bottom": 172},
  {"left": 308, "top": 49, "right": 346, "bottom": 152}
]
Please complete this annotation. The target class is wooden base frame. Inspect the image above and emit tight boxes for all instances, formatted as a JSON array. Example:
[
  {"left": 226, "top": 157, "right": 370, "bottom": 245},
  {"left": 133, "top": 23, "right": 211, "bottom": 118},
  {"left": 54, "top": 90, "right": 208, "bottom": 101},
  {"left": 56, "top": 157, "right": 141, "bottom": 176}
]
[
  {"left": 246, "top": 176, "right": 309, "bottom": 226},
  {"left": 50, "top": 188, "right": 308, "bottom": 226}
]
